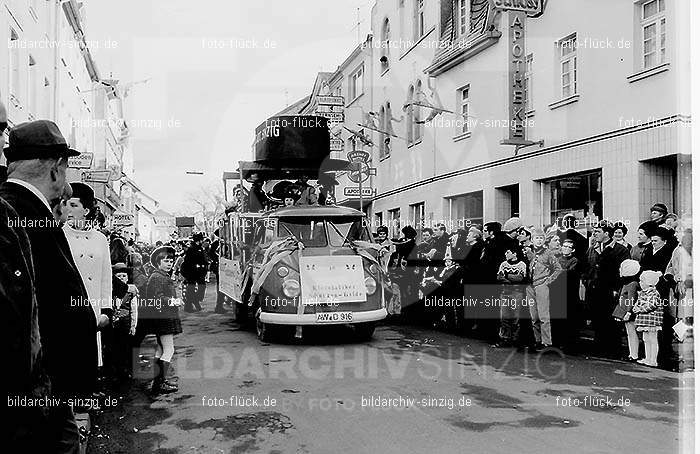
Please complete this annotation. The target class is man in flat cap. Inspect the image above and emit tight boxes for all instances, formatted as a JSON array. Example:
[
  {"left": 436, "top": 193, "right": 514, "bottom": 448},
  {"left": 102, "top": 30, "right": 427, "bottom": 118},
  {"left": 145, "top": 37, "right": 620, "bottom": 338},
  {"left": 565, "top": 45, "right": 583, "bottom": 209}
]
[{"left": 0, "top": 120, "right": 97, "bottom": 453}]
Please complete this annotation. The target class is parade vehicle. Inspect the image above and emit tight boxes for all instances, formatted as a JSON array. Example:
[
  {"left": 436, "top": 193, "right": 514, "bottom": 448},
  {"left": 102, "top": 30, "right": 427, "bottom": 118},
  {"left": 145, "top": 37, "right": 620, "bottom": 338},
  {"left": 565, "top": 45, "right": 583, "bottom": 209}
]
[{"left": 218, "top": 115, "right": 387, "bottom": 341}]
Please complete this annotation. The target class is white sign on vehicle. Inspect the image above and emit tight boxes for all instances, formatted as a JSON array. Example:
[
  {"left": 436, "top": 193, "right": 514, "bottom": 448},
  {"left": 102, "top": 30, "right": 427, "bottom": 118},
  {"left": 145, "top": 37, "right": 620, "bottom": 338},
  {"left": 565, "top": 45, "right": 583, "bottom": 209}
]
[
  {"left": 81, "top": 170, "right": 111, "bottom": 184},
  {"left": 219, "top": 258, "right": 241, "bottom": 301},
  {"left": 316, "top": 312, "right": 353, "bottom": 323},
  {"left": 300, "top": 255, "right": 366, "bottom": 305},
  {"left": 316, "top": 95, "right": 344, "bottom": 106}
]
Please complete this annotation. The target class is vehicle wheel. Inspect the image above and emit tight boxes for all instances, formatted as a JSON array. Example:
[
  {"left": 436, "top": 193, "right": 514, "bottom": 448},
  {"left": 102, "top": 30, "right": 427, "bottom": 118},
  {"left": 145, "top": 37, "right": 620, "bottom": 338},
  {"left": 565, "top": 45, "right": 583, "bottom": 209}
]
[
  {"left": 256, "top": 317, "right": 271, "bottom": 342},
  {"left": 355, "top": 322, "right": 376, "bottom": 340}
]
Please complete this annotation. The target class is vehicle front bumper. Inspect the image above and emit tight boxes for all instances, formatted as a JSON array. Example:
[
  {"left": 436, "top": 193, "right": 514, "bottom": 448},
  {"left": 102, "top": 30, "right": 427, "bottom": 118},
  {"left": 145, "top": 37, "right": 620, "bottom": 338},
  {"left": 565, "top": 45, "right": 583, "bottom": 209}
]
[{"left": 259, "top": 308, "right": 387, "bottom": 325}]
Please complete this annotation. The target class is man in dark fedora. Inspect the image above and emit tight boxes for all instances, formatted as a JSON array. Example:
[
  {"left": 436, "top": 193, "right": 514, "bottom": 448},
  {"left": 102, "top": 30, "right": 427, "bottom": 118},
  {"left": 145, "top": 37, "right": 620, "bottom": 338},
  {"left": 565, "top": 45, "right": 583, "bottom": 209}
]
[
  {"left": 1, "top": 102, "right": 52, "bottom": 450},
  {"left": 1, "top": 120, "right": 97, "bottom": 453}
]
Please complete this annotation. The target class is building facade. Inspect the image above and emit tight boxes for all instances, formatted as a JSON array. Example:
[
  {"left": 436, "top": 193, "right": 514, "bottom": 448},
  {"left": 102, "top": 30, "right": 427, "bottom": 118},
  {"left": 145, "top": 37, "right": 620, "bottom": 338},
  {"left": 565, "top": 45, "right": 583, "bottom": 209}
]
[
  {"left": 367, "top": 0, "right": 691, "bottom": 239},
  {"left": 2, "top": 0, "right": 152, "bottom": 238}
]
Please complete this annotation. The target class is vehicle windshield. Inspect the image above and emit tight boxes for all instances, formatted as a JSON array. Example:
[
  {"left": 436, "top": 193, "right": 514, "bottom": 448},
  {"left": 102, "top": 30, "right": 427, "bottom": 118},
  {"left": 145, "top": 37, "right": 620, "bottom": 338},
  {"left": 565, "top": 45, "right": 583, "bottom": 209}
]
[
  {"left": 277, "top": 217, "right": 327, "bottom": 247},
  {"left": 327, "top": 217, "right": 371, "bottom": 247}
]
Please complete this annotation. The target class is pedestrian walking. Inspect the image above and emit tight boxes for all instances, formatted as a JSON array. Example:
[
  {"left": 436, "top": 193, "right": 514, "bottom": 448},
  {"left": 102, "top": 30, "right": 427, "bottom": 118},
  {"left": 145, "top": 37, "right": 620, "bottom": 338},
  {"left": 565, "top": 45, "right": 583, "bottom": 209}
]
[
  {"left": 1, "top": 119, "right": 97, "bottom": 452},
  {"left": 633, "top": 270, "right": 664, "bottom": 367},
  {"left": 181, "top": 232, "right": 209, "bottom": 312},
  {"left": 134, "top": 246, "right": 184, "bottom": 394}
]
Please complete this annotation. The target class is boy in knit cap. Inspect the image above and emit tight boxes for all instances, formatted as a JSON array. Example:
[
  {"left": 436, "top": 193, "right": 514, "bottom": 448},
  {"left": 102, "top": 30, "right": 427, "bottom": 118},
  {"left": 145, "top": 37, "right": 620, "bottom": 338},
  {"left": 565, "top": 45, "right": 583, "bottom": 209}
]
[
  {"left": 527, "top": 227, "right": 562, "bottom": 351},
  {"left": 495, "top": 248, "right": 528, "bottom": 347}
]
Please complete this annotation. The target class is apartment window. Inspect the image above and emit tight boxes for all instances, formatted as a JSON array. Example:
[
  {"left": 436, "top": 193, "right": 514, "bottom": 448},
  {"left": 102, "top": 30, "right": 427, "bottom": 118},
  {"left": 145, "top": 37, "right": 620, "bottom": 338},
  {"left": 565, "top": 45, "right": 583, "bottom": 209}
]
[
  {"left": 348, "top": 65, "right": 364, "bottom": 101},
  {"left": 458, "top": 0, "right": 469, "bottom": 36},
  {"left": 449, "top": 191, "right": 483, "bottom": 229},
  {"left": 380, "top": 18, "right": 391, "bottom": 72},
  {"left": 410, "top": 202, "right": 425, "bottom": 230},
  {"left": 524, "top": 54, "right": 533, "bottom": 112},
  {"left": 415, "top": 0, "right": 425, "bottom": 39},
  {"left": 406, "top": 85, "right": 414, "bottom": 144},
  {"left": 9, "top": 29, "right": 20, "bottom": 100},
  {"left": 456, "top": 84, "right": 470, "bottom": 136},
  {"left": 558, "top": 34, "right": 577, "bottom": 98},
  {"left": 640, "top": 0, "right": 666, "bottom": 69},
  {"left": 388, "top": 208, "right": 401, "bottom": 238}
]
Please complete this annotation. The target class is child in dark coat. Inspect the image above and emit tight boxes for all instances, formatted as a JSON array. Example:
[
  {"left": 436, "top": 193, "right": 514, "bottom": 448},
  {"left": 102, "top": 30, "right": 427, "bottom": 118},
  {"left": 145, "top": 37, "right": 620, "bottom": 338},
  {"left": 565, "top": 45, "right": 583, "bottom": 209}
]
[{"left": 614, "top": 259, "right": 641, "bottom": 361}]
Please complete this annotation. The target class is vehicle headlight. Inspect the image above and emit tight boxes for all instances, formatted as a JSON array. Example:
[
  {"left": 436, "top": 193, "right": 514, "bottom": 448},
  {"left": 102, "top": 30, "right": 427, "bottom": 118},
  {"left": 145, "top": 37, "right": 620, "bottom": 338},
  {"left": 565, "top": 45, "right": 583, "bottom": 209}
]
[
  {"left": 276, "top": 266, "right": 289, "bottom": 277},
  {"left": 282, "top": 279, "right": 300, "bottom": 298},
  {"left": 369, "top": 263, "right": 378, "bottom": 274},
  {"left": 364, "top": 276, "right": 377, "bottom": 295}
]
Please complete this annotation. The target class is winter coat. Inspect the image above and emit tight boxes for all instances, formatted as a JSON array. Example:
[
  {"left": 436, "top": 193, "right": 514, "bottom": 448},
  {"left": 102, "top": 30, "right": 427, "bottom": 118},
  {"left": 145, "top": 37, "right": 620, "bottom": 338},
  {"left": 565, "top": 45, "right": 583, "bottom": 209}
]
[
  {"left": 1, "top": 196, "right": 50, "bottom": 401},
  {"left": 0, "top": 182, "right": 97, "bottom": 398},
  {"left": 584, "top": 240, "right": 631, "bottom": 294},
  {"left": 615, "top": 278, "right": 640, "bottom": 319},
  {"left": 181, "top": 244, "right": 209, "bottom": 283},
  {"left": 139, "top": 269, "right": 182, "bottom": 336},
  {"left": 64, "top": 225, "right": 113, "bottom": 367},
  {"left": 630, "top": 242, "right": 651, "bottom": 262},
  {"left": 633, "top": 287, "right": 663, "bottom": 329}
]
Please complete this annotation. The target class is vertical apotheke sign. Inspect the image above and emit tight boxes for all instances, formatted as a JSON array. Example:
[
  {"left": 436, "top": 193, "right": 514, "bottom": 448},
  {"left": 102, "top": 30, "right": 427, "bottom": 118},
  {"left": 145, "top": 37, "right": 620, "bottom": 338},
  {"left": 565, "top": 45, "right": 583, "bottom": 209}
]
[{"left": 508, "top": 11, "right": 527, "bottom": 144}]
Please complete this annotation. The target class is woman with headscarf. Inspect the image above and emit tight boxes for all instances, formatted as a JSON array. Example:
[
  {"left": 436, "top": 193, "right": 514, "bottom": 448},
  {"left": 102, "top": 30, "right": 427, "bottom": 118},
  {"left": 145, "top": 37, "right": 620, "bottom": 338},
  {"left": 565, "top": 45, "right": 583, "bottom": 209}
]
[{"left": 63, "top": 182, "right": 113, "bottom": 374}]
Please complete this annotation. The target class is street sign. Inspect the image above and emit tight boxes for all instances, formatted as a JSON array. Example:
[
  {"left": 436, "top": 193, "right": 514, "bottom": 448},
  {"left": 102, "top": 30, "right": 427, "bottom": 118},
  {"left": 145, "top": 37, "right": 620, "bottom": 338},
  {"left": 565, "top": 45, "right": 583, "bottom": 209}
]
[
  {"left": 343, "top": 187, "right": 374, "bottom": 198},
  {"left": 316, "top": 104, "right": 345, "bottom": 113},
  {"left": 330, "top": 138, "right": 343, "bottom": 151},
  {"left": 316, "top": 95, "right": 344, "bottom": 106},
  {"left": 316, "top": 112, "right": 345, "bottom": 122},
  {"left": 68, "top": 152, "right": 94, "bottom": 169},
  {"left": 81, "top": 170, "right": 111, "bottom": 184},
  {"left": 493, "top": 0, "right": 544, "bottom": 16},
  {"left": 348, "top": 162, "right": 370, "bottom": 183},
  {"left": 112, "top": 212, "right": 134, "bottom": 227}
]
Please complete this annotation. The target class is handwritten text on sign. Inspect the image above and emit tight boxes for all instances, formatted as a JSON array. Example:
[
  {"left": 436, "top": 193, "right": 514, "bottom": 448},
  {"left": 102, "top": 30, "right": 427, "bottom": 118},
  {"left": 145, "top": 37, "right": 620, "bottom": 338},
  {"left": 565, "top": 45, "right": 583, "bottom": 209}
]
[{"left": 300, "top": 256, "right": 366, "bottom": 305}]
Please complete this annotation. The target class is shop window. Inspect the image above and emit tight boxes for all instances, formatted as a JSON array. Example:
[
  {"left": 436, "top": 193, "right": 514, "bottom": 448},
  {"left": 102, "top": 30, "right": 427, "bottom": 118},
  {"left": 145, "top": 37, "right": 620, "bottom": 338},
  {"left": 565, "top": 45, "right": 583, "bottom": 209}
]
[
  {"left": 410, "top": 202, "right": 425, "bottom": 230},
  {"left": 448, "top": 191, "right": 483, "bottom": 229},
  {"left": 548, "top": 170, "right": 602, "bottom": 226},
  {"left": 388, "top": 208, "right": 401, "bottom": 238}
]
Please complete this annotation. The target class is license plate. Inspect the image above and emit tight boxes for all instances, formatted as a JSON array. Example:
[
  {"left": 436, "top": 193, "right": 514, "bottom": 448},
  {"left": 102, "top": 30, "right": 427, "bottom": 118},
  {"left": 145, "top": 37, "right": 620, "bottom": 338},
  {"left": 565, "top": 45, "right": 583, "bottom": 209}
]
[{"left": 316, "top": 312, "right": 353, "bottom": 323}]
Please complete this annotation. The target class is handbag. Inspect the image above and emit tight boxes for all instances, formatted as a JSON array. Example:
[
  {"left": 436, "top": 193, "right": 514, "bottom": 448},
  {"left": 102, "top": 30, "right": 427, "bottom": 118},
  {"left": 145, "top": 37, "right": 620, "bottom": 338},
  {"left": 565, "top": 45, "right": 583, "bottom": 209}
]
[{"left": 611, "top": 303, "right": 629, "bottom": 321}]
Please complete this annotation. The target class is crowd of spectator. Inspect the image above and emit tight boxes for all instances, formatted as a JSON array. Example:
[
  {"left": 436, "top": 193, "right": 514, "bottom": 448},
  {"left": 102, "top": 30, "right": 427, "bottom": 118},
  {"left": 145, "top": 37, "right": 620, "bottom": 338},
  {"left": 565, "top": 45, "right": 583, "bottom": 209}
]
[{"left": 377, "top": 206, "right": 693, "bottom": 370}]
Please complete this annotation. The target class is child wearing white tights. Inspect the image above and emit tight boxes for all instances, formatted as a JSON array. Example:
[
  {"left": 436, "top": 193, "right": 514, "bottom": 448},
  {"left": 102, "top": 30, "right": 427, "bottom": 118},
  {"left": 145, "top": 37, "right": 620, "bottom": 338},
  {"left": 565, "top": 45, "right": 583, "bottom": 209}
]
[{"left": 632, "top": 270, "right": 664, "bottom": 367}]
